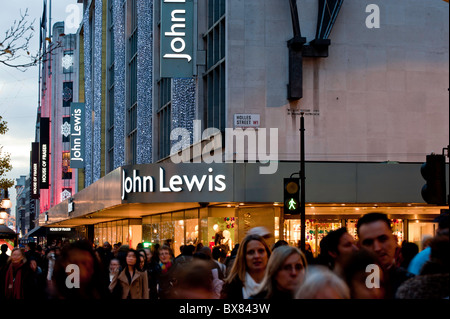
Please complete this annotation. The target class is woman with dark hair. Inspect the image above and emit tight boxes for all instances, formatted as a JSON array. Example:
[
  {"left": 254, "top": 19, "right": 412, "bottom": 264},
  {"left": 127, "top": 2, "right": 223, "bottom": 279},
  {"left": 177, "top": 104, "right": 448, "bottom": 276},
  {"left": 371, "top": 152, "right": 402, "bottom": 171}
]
[
  {"left": 109, "top": 248, "right": 149, "bottom": 299},
  {"left": 220, "top": 234, "right": 271, "bottom": 299},
  {"left": 252, "top": 245, "right": 307, "bottom": 299},
  {"left": 317, "top": 227, "right": 358, "bottom": 277}
]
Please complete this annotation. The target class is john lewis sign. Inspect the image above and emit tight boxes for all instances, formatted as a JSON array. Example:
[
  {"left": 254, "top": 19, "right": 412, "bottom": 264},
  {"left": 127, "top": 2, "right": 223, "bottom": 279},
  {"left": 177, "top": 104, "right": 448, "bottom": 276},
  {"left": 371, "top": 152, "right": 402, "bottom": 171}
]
[
  {"left": 121, "top": 164, "right": 233, "bottom": 203},
  {"left": 160, "top": 0, "right": 194, "bottom": 78},
  {"left": 70, "top": 103, "right": 85, "bottom": 168}
]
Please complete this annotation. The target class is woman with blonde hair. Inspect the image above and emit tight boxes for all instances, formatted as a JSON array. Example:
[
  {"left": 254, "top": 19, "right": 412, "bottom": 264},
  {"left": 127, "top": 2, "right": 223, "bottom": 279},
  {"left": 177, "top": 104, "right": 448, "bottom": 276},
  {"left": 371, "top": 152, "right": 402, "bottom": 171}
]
[
  {"left": 295, "top": 265, "right": 350, "bottom": 299},
  {"left": 252, "top": 245, "right": 307, "bottom": 299},
  {"left": 220, "top": 234, "right": 271, "bottom": 299}
]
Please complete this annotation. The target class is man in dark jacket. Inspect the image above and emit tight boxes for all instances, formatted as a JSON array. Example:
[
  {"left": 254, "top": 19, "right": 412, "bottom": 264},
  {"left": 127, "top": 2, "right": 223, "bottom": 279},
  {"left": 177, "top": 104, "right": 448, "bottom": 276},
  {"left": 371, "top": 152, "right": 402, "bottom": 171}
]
[{"left": 357, "top": 212, "right": 414, "bottom": 299}]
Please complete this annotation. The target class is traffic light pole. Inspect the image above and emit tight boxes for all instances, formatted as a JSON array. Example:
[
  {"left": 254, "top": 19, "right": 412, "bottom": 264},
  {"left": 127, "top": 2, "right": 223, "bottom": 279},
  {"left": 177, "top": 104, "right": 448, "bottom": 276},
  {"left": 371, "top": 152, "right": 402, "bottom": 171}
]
[{"left": 300, "top": 113, "right": 306, "bottom": 253}]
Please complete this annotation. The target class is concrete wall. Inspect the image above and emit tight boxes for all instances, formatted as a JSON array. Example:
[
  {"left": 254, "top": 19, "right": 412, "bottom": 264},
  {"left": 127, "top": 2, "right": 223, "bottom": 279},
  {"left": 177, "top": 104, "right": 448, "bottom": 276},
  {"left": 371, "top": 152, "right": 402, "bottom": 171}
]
[{"left": 226, "top": 0, "right": 449, "bottom": 163}]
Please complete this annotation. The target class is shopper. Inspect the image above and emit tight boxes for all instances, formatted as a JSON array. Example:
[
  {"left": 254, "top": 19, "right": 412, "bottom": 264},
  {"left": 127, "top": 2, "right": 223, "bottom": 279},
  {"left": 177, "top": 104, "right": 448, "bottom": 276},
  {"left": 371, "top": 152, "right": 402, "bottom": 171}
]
[
  {"left": 25, "top": 242, "right": 41, "bottom": 264},
  {"left": 396, "top": 232, "right": 449, "bottom": 299},
  {"left": 317, "top": 227, "right": 358, "bottom": 278},
  {"left": 224, "top": 243, "right": 239, "bottom": 277},
  {"left": 357, "top": 212, "right": 414, "bottom": 299},
  {"left": 148, "top": 245, "right": 175, "bottom": 299},
  {"left": 342, "top": 249, "right": 385, "bottom": 299},
  {"left": 220, "top": 234, "right": 271, "bottom": 299},
  {"left": 109, "top": 248, "right": 149, "bottom": 299},
  {"left": 171, "top": 259, "right": 217, "bottom": 299},
  {"left": 51, "top": 240, "right": 111, "bottom": 299},
  {"left": 212, "top": 246, "right": 227, "bottom": 278},
  {"left": 299, "top": 241, "right": 315, "bottom": 265},
  {"left": 0, "top": 248, "right": 35, "bottom": 299},
  {"left": 408, "top": 212, "right": 449, "bottom": 275},
  {"left": 295, "top": 265, "right": 350, "bottom": 299},
  {"left": 252, "top": 245, "right": 307, "bottom": 299},
  {"left": 108, "top": 258, "right": 121, "bottom": 284},
  {"left": 0, "top": 244, "right": 9, "bottom": 271},
  {"left": 144, "top": 248, "right": 152, "bottom": 265},
  {"left": 398, "top": 241, "right": 419, "bottom": 270},
  {"left": 46, "top": 247, "right": 57, "bottom": 281}
]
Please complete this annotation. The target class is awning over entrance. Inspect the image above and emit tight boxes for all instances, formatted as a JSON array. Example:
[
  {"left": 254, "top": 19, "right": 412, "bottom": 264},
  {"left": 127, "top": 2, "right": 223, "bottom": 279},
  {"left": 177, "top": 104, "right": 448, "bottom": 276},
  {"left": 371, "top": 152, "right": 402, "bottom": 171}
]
[
  {"left": 0, "top": 225, "right": 18, "bottom": 239},
  {"left": 41, "top": 162, "right": 447, "bottom": 227},
  {"left": 24, "top": 226, "right": 47, "bottom": 238}
]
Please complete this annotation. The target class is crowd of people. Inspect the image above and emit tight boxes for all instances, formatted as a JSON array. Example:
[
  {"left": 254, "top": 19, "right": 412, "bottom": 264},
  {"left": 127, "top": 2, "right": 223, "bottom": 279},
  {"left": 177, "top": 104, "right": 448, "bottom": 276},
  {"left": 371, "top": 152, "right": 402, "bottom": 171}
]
[{"left": 0, "top": 211, "right": 448, "bottom": 300}]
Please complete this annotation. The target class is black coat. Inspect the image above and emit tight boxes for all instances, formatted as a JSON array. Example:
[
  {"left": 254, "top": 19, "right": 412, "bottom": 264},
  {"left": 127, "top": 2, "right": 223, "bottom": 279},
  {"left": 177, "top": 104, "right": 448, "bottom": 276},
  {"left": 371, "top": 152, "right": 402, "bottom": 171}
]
[
  {"left": 220, "top": 276, "right": 244, "bottom": 299},
  {"left": 148, "top": 262, "right": 175, "bottom": 299}
]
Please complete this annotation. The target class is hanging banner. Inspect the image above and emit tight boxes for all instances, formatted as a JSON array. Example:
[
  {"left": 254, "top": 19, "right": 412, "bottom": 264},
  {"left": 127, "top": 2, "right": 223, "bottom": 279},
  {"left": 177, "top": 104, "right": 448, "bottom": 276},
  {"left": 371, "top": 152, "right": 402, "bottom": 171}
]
[
  {"left": 160, "top": 0, "right": 194, "bottom": 78},
  {"left": 39, "top": 118, "right": 50, "bottom": 189},
  {"left": 70, "top": 103, "right": 85, "bottom": 168},
  {"left": 31, "top": 142, "right": 40, "bottom": 199}
]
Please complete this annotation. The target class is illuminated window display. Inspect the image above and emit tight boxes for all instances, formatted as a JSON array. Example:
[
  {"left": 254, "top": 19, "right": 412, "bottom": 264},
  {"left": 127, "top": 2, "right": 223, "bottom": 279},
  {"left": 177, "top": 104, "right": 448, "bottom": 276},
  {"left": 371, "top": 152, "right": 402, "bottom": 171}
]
[
  {"left": 94, "top": 220, "right": 127, "bottom": 247},
  {"left": 283, "top": 217, "right": 407, "bottom": 256},
  {"left": 391, "top": 219, "right": 404, "bottom": 245},
  {"left": 208, "top": 217, "right": 236, "bottom": 253},
  {"left": 142, "top": 210, "right": 202, "bottom": 252},
  {"left": 408, "top": 221, "right": 438, "bottom": 250},
  {"left": 346, "top": 219, "right": 358, "bottom": 240},
  {"left": 283, "top": 219, "right": 342, "bottom": 256}
]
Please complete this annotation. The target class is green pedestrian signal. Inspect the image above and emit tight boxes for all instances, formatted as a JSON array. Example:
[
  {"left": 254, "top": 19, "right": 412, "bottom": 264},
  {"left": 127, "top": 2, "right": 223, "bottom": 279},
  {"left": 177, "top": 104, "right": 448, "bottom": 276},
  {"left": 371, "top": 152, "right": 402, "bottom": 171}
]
[
  {"left": 284, "top": 178, "right": 300, "bottom": 215},
  {"left": 288, "top": 198, "right": 298, "bottom": 210}
]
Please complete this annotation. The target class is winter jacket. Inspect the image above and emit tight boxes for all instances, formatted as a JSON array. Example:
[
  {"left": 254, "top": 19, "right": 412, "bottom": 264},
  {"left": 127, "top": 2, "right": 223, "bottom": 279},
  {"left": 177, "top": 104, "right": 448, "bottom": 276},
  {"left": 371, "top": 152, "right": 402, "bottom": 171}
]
[{"left": 109, "top": 268, "right": 149, "bottom": 299}]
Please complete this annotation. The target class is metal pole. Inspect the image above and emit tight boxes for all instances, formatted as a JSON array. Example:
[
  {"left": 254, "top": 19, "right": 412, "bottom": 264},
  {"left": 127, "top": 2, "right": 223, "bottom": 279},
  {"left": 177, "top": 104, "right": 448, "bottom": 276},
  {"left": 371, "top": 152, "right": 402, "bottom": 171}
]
[{"left": 300, "top": 113, "right": 306, "bottom": 253}]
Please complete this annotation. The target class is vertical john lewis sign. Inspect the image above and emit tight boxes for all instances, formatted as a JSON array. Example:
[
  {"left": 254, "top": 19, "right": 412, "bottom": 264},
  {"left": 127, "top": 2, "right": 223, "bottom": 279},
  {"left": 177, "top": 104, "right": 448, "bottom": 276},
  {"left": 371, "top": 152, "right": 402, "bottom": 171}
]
[
  {"left": 161, "top": 0, "right": 194, "bottom": 78},
  {"left": 70, "top": 103, "right": 85, "bottom": 168}
]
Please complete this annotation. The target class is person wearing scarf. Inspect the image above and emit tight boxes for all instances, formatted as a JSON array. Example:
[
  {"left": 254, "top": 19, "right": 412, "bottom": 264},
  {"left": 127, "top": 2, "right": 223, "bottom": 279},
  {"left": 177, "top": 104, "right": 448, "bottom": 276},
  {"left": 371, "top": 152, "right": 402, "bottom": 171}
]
[
  {"left": 148, "top": 245, "right": 175, "bottom": 299},
  {"left": 221, "top": 234, "right": 271, "bottom": 299},
  {"left": 3, "top": 248, "right": 30, "bottom": 299}
]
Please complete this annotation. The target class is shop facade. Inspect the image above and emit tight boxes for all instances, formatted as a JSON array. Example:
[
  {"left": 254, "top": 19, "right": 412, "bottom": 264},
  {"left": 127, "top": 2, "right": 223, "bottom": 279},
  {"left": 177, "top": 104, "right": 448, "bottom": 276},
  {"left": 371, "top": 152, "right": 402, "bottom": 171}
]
[{"left": 39, "top": 161, "right": 447, "bottom": 254}]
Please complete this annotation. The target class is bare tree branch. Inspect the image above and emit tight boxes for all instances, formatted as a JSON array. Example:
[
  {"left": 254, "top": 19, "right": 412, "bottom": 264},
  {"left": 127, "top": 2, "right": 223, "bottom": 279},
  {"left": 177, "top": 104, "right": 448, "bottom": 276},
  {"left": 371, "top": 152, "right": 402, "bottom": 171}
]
[{"left": 0, "top": 8, "right": 62, "bottom": 71}]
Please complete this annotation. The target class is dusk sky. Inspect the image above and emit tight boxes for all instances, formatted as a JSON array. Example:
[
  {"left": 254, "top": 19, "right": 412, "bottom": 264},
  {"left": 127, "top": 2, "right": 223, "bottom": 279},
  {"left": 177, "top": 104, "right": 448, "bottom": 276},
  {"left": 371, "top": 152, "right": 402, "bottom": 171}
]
[{"left": 0, "top": 0, "right": 82, "bottom": 213}]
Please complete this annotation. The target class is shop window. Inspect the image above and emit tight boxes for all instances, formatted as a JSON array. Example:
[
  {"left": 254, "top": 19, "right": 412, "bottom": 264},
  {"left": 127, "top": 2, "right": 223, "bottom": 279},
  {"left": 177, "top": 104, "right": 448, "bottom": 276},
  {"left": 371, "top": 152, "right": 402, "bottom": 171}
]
[
  {"left": 62, "top": 152, "right": 72, "bottom": 179},
  {"left": 204, "top": 0, "right": 226, "bottom": 132},
  {"left": 209, "top": 207, "right": 239, "bottom": 254},
  {"left": 185, "top": 209, "right": 200, "bottom": 246},
  {"left": 346, "top": 219, "right": 359, "bottom": 240},
  {"left": 62, "top": 117, "right": 71, "bottom": 143},
  {"left": 172, "top": 211, "right": 185, "bottom": 252},
  {"left": 284, "top": 219, "right": 342, "bottom": 256},
  {"left": 161, "top": 214, "right": 175, "bottom": 250},
  {"left": 63, "top": 81, "right": 73, "bottom": 107},
  {"left": 391, "top": 219, "right": 404, "bottom": 246},
  {"left": 408, "top": 221, "right": 437, "bottom": 251},
  {"left": 62, "top": 51, "right": 74, "bottom": 73},
  {"left": 157, "top": 78, "right": 172, "bottom": 160}
]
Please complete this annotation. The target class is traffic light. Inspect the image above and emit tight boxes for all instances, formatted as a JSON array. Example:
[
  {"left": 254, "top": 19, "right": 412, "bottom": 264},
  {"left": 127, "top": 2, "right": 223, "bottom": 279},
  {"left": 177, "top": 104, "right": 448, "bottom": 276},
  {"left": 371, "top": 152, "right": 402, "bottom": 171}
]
[
  {"left": 421, "top": 154, "right": 447, "bottom": 205},
  {"left": 284, "top": 178, "right": 300, "bottom": 214}
]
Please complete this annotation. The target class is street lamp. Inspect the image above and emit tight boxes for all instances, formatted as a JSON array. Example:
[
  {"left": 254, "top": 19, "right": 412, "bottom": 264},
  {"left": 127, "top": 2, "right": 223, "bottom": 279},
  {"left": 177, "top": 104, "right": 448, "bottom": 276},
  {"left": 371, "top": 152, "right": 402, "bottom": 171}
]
[
  {"left": 0, "top": 208, "right": 8, "bottom": 220},
  {"left": 0, "top": 189, "right": 12, "bottom": 209}
]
